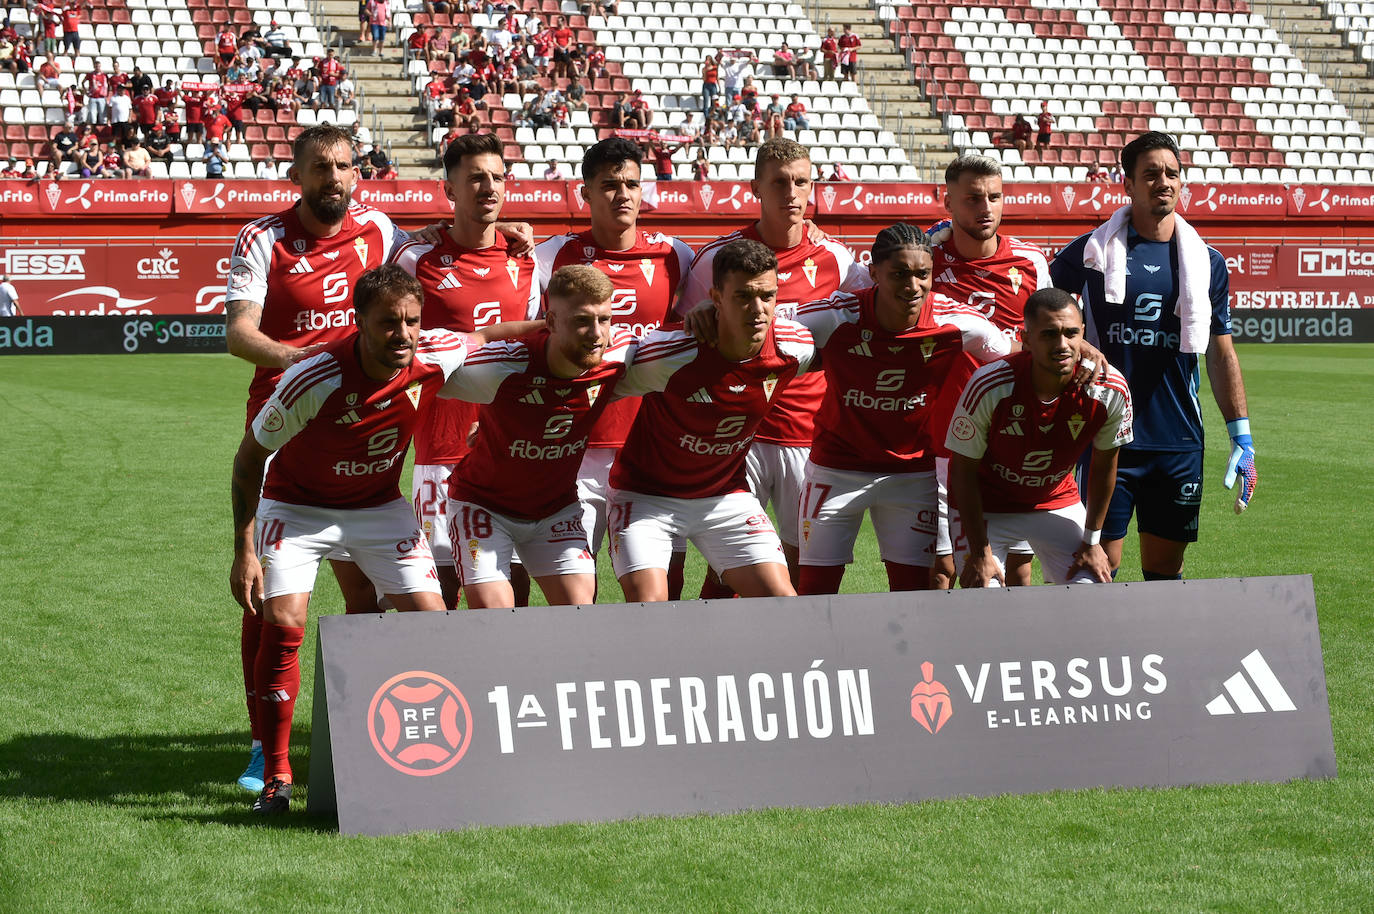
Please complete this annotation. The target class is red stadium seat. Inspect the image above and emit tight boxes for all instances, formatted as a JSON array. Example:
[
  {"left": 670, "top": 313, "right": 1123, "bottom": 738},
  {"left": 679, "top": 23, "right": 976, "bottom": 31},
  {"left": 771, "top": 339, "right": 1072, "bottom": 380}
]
[
  {"left": 271, "top": 142, "right": 292, "bottom": 160},
  {"left": 3, "top": 125, "right": 23, "bottom": 141},
  {"left": 250, "top": 143, "right": 270, "bottom": 161},
  {"left": 265, "top": 125, "right": 286, "bottom": 142},
  {"left": 9, "top": 142, "right": 30, "bottom": 158}
]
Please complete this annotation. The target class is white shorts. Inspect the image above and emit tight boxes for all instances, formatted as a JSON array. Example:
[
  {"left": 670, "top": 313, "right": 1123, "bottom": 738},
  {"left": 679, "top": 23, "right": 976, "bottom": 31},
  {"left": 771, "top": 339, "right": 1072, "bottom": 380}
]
[
  {"left": 255, "top": 497, "right": 440, "bottom": 599},
  {"left": 448, "top": 499, "right": 595, "bottom": 584},
  {"left": 745, "top": 441, "right": 809, "bottom": 546},
  {"left": 984, "top": 502, "right": 1096, "bottom": 586},
  {"left": 608, "top": 489, "right": 785, "bottom": 577},
  {"left": 935, "top": 456, "right": 1032, "bottom": 560},
  {"left": 798, "top": 462, "right": 938, "bottom": 568},
  {"left": 582, "top": 448, "right": 685, "bottom": 555},
  {"left": 267, "top": 450, "right": 351, "bottom": 562},
  {"left": 412, "top": 463, "right": 455, "bottom": 565}
]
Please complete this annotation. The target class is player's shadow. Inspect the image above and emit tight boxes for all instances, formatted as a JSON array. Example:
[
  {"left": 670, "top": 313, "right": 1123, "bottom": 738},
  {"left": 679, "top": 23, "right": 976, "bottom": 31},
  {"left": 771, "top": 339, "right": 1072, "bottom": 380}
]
[{"left": 0, "top": 729, "right": 336, "bottom": 831}]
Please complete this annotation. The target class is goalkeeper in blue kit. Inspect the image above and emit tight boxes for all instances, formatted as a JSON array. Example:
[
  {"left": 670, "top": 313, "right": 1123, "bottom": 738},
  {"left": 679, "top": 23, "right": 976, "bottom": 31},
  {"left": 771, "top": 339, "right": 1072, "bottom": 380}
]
[{"left": 1050, "top": 132, "right": 1257, "bottom": 580}]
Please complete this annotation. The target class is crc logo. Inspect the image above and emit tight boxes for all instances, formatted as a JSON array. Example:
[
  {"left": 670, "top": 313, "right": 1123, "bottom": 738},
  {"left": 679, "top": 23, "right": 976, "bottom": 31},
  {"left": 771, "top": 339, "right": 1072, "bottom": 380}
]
[
  {"left": 367, "top": 427, "right": 400, "bottom": 456},
  {"left": 136, "top": 248, "right": 180, "bottom": 280},
  {"left": 321, "top": 271, "right": 350, "bottom": 305},
  {"left": 543, "top": 413, "right": 574, "bottom": 439},
  {"left": 910, "top": 661, "right": 953, "bottom": 734},
  {"left": 367, "top": 671, "right": 473, "bottom": 776},
  {"left": 472, "top": 300, "right": 502, "bottom": 327},
  {"left": 1022, "top": 449, "right": 1054, "bottom": 472},
  {"left": 874, "top": 368, "right": 905, "bottom": 391},
  {"left": 608, "top": 287, "right": 637, "bottom": 316},
  {"left": 1134, "top": 292, "right": 1163, "bottom": 323},
  {"left": 714, "top": 415, "right": 747, "bottom": 438}
]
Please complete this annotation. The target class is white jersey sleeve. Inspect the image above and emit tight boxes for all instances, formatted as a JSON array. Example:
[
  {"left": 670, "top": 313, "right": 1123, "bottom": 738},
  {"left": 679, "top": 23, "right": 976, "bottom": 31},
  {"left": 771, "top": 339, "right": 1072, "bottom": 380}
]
[
  {"left": 617, "top": 327, "right": 698, "bottom": 398},
  {"left": 438, "top": 339, "right": 530, "bottom": 403},
  {"left": 676, "top": 244, "right": 717, "bottom": 318},
  {"left": 414, "top": 328, "right": 474, "bottom": 380},
  {"left": 533, "top": 234, "right": 574, "bottom": 298},
  {"left": 251, "top": 351, "right": 343, "bottom": 451},
  {"left": 944, "top": 359, "right": 1016, "bottom": 460},
  {"left": 1090, "top": 365, "right": 1135, "bottom": 450},
  {"left": 932, "top": 294, "right": 1014, "bottom": 364},
  {"left": 669, "top": 237, "right": 696, "bottom": 312},
  {"left": 820, "top": 237, "right": 872, "bottom": 293},
  {"left": 794, "top": 290, "right": 861, "bottom": 348},
  {"left": 773, "top": 317, "right": 820, "bottom": 374},
  {"left": 355, "top": 208, "right": 409, "bottom": 263},
  {"left": 225, "top": 216, "right": 277, "bottom": 307},
  {"left": 391, "top": 238, "right": 434, "bottom": 277}
]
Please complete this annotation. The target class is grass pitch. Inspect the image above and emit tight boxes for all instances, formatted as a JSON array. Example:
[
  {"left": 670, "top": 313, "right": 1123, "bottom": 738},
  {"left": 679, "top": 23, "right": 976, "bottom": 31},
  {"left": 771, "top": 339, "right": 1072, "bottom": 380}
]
[{"left": 1, "top": 345, "right": 1371, "bottom": 913}]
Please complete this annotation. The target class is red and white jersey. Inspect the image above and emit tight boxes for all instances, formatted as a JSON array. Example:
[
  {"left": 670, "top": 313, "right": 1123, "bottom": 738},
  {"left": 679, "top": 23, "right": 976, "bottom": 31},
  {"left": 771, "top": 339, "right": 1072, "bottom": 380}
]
[
  {"left": 945, "top": 351, "right": 1133, "bottom": 513},
  {"left": 534, "top": 229, "right": 694, "bottom": 449},
  {"left": 252, "top": 329, "right": 475, "bottom": 510},
  {"left": 393, "top": 232, "right": 539, "bottom": 464},
  {"left": 227, "top": 202, "right": 409, "bottom": 421},
  {"left": 610, "top": 320, "right": 818, "bottom": 499},
  {"left": 441, "top": 326, "right": 636, "bottom": 519},
  {"left": 930, "top": 234, "right": 1051, "bottom": 344},
  {"left": 797, "top": 286, "right": 1010, "bottom": 474},
  {"left": 679, "top": 224, "right": 868, "bottom": 446}
]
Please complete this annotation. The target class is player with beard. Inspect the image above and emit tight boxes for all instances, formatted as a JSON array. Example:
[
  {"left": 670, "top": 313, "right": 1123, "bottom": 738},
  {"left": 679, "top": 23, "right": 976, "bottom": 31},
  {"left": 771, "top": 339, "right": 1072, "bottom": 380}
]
[
  {"left": 440, "top": 266, "right": 635, "bottom": 608},
  {"left": 230, "top": 266, "right": 531, "bottom": 814},
  {"left": 609, "top": 239, "right": 817, "bottom": 602},
  {"left": 946, "top": 288, "right": 1133, "bottom": 587},
  {"left": 533, "top": 138, "right": 694, "bottom": 593},
  {"left": 393, "top": 132, "right": 540, "bottom": 610},
  {"left": 678, "top": 138, "right": 868, "bottom": 595},
  {"left": 224, "top": 124, "right": 411, "bottom": 794}
]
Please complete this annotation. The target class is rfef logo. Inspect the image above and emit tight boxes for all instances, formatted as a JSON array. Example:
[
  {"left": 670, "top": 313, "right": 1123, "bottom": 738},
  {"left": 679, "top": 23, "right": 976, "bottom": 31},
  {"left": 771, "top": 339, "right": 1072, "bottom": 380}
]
[
  {"left": 910, "top": 661, "right": 953, "bottom": 733},
  {"left": 367, "top": 671, "right": 473, "bottom": 776}
]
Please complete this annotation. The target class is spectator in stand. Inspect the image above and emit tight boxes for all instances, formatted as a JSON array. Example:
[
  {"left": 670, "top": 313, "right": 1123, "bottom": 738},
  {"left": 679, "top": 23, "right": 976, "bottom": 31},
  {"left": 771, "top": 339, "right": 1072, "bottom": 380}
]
[
  {"left": 203, "top": 138, "right": 228, "bottom": 177},
  {"left": 357, "top": 0, "right": 370, "bottom": 45},
  {"left": 61, "top": 1, "right": 85, "bottom": 55},
  {"left": 162, "top": 112, "right": 181, "bottom": 142},
  {"left": 263, "top": 21, "right": 291, "bottom": 58},
  {"left": 784, "top": 94, "right": 809, "bottom": 131},
  {"left": 36, "top": 55, "right": 62, "bottom": 91},
  {"left": 78, "top": 140, "right": 101, "bottom": 177},
  {"left": 97, "top": 142, "right": 126, "bottom": 179},
  {"left": 567, "top": 82, "right": 588, "bottom": 112},
  {"left": 317, "top": 48, "right": 345, "bottom": 110},
  {"left": 543, "top": 160, "right": 566, "bottom": 179},
  {"left": 1036, "top": 101, "right": 1054, "bottom": 149},
  {"left": 721, "top": 50, "right": 754, "bottom": 101},
  {"left": 355, "top": 141, "right": 374, "bottom": 177},
  {"left": 255, "top": 156, "right": 278, "bottom": 179},
  {"left": 1108, "top": 163, "right": 1122, "bottom": 182},
  {"left": 215, "top": 23, "right": 239, "bottom": 76},
  {"left": 223, "top": 89, "right": 247, "bottom": 142},
  {"left": 717, "top": 120, "right": 739, "bottom": 148},
  {"left": 515, "top": 57, "right": 540, "bottom": 95},
  {"left": 84, "top": 62, "right": 110, "bottom": 125},
  {"left": 109, "top": 87, "right": 134, "bottom": 143},
  {"left": 145, "top": 123, "right": 174, "bottom": 166},
  {"left": 431, "top": 28, "right": 454, "bottom": 71},
  {"left": 820, "top": 27, "right": 838, "bottom": 81},
  {"left": 704, "top": 96, "right": 727, "bottom": 143},
  {"left": 225, "top": 56, "right": 249, "bottom": 86},
  {"left": 739, "top": 76, "right": 758, "bottom": 104},
  {"left": 1085, "top": 160, "right": 1105, "bottom": 182},
  {"left": 62, "top": 83, "right": 84, "bottom": 123},
  {"left": 36, "top": 4, "right": 61, "bottom": 59},
  {"left": 530, "top": 24, "right": 551, "bottom": 77},
  {"left": 838, "top": 24, "right": 861, "bottom": 80},
  {"left": 204, "top": 105, "right": 232, "bottom": 144},
  {"left": 647, "top": 135, "right": 679, "bottom": 180},
  {"left": 367, "top": 0, "right": 390, "bottom": 54},
  {"left": 567, "top": 42, "right": 587, "bottom": 82},
  {"left": 447, "top": 27, "right": 467, "bottom": 63},
  {"left": 455, "top": 87, "right": 482, "bottom": 130},
  {"left": 701, "top": 51, "right": 720, "bottom": 114},
  {"left": 0, "top": 34, "right": 15, "bottom": 74},
  {"left": 129, "top": 66, "right": 153, "bottom": 97},
  {"left": 132, "top": 83, "right": 159, "bottom": 135},
  {"left": 609, "top": 91, "right": 630, "bottom": 129},
  {"left": 374, "top": 156, "right": 397, "bottom": 179},
  {"left": 629, "top": 88, "right": 652, "bottom": 128},
  {"left": 1004, "top": 114, "right": 1031, "bottom": 152},
  {"left": 184, "top": 89, "right": 206, "bottom": 142},
  {"left": 299, "top": 69, "right": 320, "bottom": 110},
  {"left": 692, "top": 146, "right": 709, "bottom": 180},
  {"left": 408, "top": 26, "right": 430, "bottom": 62},
  {"left": 551, "top": 94, "right": 570, "bottom": 126},
  {"left": 794, "top": 42, "right": 817, "bottom": 81},
  {"left": 826, "top": 162, "right": 852, "bottom": 180},
  {"left": 772, "top": 41, "right": 796, "bottom": 79},
  {"left": 123, "top": 137, "right": 152, "bottom": 177},
  {"left": 155, "top": 79, "right": 179, "bottom": 116},
  {"left": 338, "top": 74, "right": 356, "bottom": 107},
  {"left": 270, "top": 76, "right": 299, "bottom": 114},
  {"left": 586, "top": 43, "right": 606, "bottom": 81},
  {"left": 109, "top": 63, "right": 130, "bottom": 96},
  {"left": 48, "top": 119, "right": 79, "bottom": 176},
  {"left": 763, "top": 93, "right": 785, "bottom": 140},
  {"left": 432, "top": 92, "right": 455, "bottom": 128}
]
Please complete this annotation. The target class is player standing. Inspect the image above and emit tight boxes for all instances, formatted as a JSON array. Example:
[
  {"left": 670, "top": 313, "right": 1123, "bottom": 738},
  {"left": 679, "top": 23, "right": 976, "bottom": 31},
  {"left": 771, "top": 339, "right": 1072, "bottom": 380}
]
[
  {"left": 792, "top": 225, "right": 1009, "bottom": 594},
  {"left": 1051, "top": 131, "right": 1256, "bottom": 580},
  {"left": 534, "top": 137, "right": 694, "bottom": 584},
  {"left": 393, "top": 132, "right": 540, "bottom": 610},
  {"left": 946, "top": 289, "right": 1133, "bottom": 587},
  {"left": 679, "top": 138, "right": 867, "bottom": 593},
  {"left": 230, "top": 267, "right": 485, "bottom": 814},
  {"left": 224, "top": 123, "right": 411, "bottom": 794},
  {"left": 610, "top": 239, "right": 816, "bottom": 602},
  {"left": 441, "top": 266, "right": 635, "bottom": 608}
]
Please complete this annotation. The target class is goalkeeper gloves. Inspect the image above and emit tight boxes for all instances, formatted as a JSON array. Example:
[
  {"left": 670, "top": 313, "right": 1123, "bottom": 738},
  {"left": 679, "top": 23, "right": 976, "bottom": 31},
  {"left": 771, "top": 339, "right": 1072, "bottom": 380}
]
[
  {"left": 1223, "top": 418, "right": 1257, "bottom": 514},
  {"left": 924, "top": 219, "right": 953, "bottom": 245}
]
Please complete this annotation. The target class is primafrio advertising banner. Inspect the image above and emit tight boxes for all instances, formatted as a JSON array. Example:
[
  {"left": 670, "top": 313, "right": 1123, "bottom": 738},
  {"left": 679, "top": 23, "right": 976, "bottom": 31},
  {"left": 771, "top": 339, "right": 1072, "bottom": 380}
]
[{"left": 307, "top": 576, "right": 1334, "bottom": 836}]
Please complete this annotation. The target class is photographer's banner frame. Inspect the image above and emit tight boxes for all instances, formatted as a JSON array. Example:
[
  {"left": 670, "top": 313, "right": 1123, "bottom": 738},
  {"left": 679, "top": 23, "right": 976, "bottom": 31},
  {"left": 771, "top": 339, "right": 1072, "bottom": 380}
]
[{"left": 307, "top": 576, "right": 1334, "bottom": 836}]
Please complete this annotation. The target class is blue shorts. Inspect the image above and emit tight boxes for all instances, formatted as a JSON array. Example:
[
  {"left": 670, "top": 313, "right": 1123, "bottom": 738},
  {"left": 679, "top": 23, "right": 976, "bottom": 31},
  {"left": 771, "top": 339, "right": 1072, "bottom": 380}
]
[
  {"left": 371, "top": 24, "right": 387, "bottom": 41},
  {"left": 1103, "top": 449, "right": 1202, "bottom": 543}
]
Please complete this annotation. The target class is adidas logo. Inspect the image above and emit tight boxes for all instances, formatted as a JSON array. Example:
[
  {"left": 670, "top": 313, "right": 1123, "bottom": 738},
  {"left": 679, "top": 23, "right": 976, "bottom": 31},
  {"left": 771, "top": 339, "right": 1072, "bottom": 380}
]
[
  {"left": 848, "top": 340, "right": 873, "bottom": 357},
  {"left": 936, "top": 268, "right": 957, "bottom": 285},
  {"left": 519, "top": 390, "right": 544, "bottom": 405},
  {"left": 1205, "top": 650, "right": 1296, "bottom": 715},
  {"left": 437, "top": 271, "right": 462, "bottom": 291},
  {"left": 335, "top": 408, "right": 361, "bottom": 425},
  {"left": 687, "top": 387, "right": 713, "bottom": 404},
  {"left": 1000, "top": 421, "right": 1024, "bottom": 436},
  {"left": 288, "top": 257, "right": 313, "bottom": 274},
  {"left": 265, "top": 689, "right": 292, "bottom": 703}
]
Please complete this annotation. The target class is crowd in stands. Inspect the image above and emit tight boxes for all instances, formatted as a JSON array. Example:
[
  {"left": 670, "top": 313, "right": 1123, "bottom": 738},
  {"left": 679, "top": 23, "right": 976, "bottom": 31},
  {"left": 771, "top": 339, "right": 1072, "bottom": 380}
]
[{"left": 0, "top": 4, "right": 396, "bottom": 180}]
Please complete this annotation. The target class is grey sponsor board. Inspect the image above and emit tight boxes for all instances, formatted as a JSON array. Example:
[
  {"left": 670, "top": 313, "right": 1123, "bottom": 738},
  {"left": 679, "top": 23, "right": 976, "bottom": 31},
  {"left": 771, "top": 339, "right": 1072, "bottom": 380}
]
[
  {"left": 1230, "top": 308, "right": 1374, "bottom": 343},
  {"left": 0, "top": 316, "right": 227, "bottom": 355},
  {"left": 308, "top": 575, "right": 1334, "bottom": 836}
]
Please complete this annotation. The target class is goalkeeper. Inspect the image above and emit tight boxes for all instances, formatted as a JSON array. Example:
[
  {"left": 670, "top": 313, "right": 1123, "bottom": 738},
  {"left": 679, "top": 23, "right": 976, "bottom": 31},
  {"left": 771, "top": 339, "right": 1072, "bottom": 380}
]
[{"left": 1049, "top": 131, "right": 1257, "bottom": 580}]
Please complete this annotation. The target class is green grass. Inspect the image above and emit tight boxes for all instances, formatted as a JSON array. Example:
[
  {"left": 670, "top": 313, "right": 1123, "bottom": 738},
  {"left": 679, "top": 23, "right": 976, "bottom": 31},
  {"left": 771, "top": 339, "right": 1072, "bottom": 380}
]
[{"left": 1, "top": 345, "right": 1371, "bottom": 913}]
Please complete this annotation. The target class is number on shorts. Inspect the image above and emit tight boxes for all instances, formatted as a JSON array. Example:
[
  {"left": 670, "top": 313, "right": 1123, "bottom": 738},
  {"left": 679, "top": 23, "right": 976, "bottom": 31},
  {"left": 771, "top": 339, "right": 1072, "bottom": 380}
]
[
  {"left": 801, "top": 482, "right": 832, "bottom": 519},
  {"left": 607, "top": 500, "right": 633, "bottom": 536},
  {"left": 460, "top": 505, "right": 493, "bottom": 539},
  {"left": 418, "top": 479, "right": 445, "bottom": 517}
]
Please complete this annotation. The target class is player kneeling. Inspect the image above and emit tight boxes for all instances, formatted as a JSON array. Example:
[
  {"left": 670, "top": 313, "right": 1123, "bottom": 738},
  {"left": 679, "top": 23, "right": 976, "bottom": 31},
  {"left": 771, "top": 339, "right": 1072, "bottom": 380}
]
[
  {"left": 946, "top": 288, "right": 1134, "bottom": 587},
  {"left": 441, "top": 265, "right": 635, "bottom": 608},
  {"left": 229, "top": 266, "right": 519, "bottom": 815}
]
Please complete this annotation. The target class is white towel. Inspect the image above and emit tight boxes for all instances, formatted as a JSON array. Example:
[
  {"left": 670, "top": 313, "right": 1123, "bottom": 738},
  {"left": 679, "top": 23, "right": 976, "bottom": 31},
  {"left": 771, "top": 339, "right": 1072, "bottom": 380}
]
[{"left": 1082, "top": 205, "right": 1213, "bottom": 354}]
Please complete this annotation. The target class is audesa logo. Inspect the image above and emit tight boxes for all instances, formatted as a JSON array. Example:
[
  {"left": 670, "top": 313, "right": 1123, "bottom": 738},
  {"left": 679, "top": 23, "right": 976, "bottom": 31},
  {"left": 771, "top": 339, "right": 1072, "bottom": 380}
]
[{"left": 368, "top": 671, "right": 473, "bottom": 776}]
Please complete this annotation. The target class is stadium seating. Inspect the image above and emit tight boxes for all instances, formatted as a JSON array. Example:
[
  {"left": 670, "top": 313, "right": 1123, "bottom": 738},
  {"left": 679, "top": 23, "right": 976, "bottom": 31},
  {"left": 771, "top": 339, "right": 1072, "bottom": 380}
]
[
  {"left": 878, "top": 0, "right": 1374, "bottom": 183},
  {"left": 1326, "top": 0, "right": 1374, "bottom": 65}
]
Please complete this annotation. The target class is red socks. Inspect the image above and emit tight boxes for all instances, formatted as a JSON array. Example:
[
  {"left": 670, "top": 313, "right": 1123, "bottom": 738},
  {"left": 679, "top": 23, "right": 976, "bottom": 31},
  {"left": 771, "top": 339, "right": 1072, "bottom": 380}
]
[
  {"left": 255, "top": 622, "right": 305, "bottom": 783},
  {"left": 799, "top": 565, "right": 846, "bottom": 595},
  {"left": 240, "top": 610, "right": 263, "bottom": 741}
]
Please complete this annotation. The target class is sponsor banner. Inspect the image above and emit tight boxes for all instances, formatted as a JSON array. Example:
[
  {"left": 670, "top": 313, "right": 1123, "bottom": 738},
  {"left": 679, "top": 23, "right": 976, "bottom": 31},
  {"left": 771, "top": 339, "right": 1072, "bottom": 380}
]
[
  {"left": 815, "top": 182, "right": 940, "bottom": 217},
  {"left": 1287, "top": 185, "right": 1374, "bottom": 217},
  {"left": 308, "top": 575, "right": 1334, "bottom": 836},
  {"left": 614, "top": 129, "right": 695, "bottom": 144},
  {"left": 0, "top": 180, "right": 178, "bottom": 216},
  {"left": 1230, "top": 309, "right": 1374, "bottom": 343},
  {"left": 1178, "top": 184, "right": 1288, "bottom": 219},
  {"left": 1217, "top": 244, "right": 1374, "bottom": 307},
  {"left": 499, "top": 180, "right": 575, "bottom": 215},
  {"left": 0, "top": 241, "right": 232, "bottom": 315},
  {"left": 172, "top": 180, "right": 301, "bottom": 215},
  {"left": 0, "top": 315, "right": 227, "bottom": 354}
]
